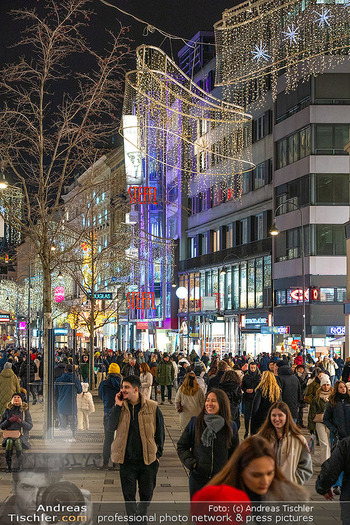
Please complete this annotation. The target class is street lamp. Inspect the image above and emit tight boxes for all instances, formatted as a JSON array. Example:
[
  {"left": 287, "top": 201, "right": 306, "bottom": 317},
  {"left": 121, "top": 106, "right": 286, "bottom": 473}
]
[{"left": 270, "top": 199, "right": 306, "bottom": 364}]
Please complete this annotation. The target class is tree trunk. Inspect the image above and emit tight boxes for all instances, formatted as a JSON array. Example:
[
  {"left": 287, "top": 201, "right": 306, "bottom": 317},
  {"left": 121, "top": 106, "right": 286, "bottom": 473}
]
[{"left": 42, "top": 261, "right": 52, "bottom": 438}]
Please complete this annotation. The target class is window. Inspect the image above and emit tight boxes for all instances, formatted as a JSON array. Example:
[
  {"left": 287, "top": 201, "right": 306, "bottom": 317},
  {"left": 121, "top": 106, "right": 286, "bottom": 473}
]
[
  {"left": 315, "top": 124, "right": 349, "bottom": 155},
  {"left": 200, "top": 233, "right": 207, "bottom": 255},
  {"left": 240, "top": 262, "right": 247, "bottom": 309},
  {"left": 275, "top": 290, "right": 286, "bottom": 305},
  {"left": 320, "top": 288, "right": 335, "bottom": 302},
  {"left": 255, "top": 258, "right": 263, "bottom": 308},
  {"left": 336, "top": 288, "right": 347, "bottom": 302},
  {"left": 241, "top": 219, "right": 248, "bottom": 245},
  {"left": 315, "top": 73, "right": 350, "bottom": 104},
  {"left": 226, "top": 224, "right": 233, "bottom": 249},
  {"left": 315, "top": 174, "right": 349, "bottom": 204},
  {"left": 255, "top": 213, "right": 264, "bottom": 241},
  {"left": 213, "top": 229, "right": 220, "bottom": 252},
  {"left": 248, "top": 259, "right": 255, "bottom": 308},
  {"left": 256, "top": 115, "right": 264, "bottom": 141},
  {"left": 101, "top": 192, "right": 105, "bottom": 201},
  {"left": 316, "top": 225, "right": 346, "bottom": 255},
  {"left": 242, "top": 172, "right": 251, "bottom": 194},
  {"left": 254, "top": 163, "right": 265, "bottom": 189},
  {"left": 276, "top": 126, "right": 311, "bottom": 169}
]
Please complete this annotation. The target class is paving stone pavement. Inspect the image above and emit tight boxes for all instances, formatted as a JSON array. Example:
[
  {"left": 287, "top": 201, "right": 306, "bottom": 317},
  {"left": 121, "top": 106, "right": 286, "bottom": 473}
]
[{"left": 0, "top": 392, "right": 342, "bottom": 522}]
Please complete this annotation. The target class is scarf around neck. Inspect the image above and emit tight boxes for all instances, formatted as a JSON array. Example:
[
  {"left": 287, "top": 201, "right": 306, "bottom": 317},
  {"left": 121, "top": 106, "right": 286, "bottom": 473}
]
[{"left": 201, "top": 414, "right": 225, "bottom": 447}]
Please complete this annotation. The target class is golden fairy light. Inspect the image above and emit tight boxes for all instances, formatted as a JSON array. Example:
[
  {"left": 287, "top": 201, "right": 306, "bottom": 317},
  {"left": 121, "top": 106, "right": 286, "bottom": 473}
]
[
  {"left": 215, "top": 0, "right": 350, "bottom": 107},
  {"left": 120, "top": 45, "right": 254, "bottom": 198}
]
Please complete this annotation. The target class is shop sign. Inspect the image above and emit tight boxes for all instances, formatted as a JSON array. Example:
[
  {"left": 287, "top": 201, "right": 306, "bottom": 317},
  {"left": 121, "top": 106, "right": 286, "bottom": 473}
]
[
  {"left": 54, "top": 286, "right": 65, "bottom": 303},
  {"left": 129, "top": 186, "right": 157, "bottom": 204},
  {"left": 137, "top": 321, "right": 149, "bottom": 329},
  {"left": 18, "top": 321, "right": 26, "bottom": 330},
  {"left": 261, "top": 326, "right": 290, "bottom": 335},
  {"left": 329, "top": 326, "right": 345, "bottom": 336},
  {"left": 127, "top": 292, "right": 155, "bottom": 310},
  {"left": 291, "top": 339, "right": 302, "bottom": 350},
  {"left": 76, "top": 332, "right": 83, "bottom": 337},
  {"left": 89, "top": 292, "right": 113, "bottom": 300},
  {"left": 289, "top": 287, "right": 319, "bottom": 301},
  {"left": 54, "top": 328, "right": 68, "bottom": 336},
  {"left": 0, "top": 314, "right": 10, "bottom": 323}
]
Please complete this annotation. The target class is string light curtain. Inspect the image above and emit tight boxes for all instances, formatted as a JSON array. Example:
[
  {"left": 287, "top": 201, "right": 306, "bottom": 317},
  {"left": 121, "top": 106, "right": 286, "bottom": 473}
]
[
  {"left": 215, "top": 0, "right": 350, "bottom": 107},
  {"left": 121, "top": 45, "right": 254, "bottom": 198}
]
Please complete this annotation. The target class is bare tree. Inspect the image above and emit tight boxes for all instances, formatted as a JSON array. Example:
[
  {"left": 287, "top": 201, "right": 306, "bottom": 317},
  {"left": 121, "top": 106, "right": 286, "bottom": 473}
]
[{"left": 0, "top": 0, "right": 131, "bottom": 436}]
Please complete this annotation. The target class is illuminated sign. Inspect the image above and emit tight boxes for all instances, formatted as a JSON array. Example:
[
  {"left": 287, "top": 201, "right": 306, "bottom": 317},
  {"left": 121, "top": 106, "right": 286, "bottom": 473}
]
[
  {"left": 123, "top": 115, "right": 143, "bottom": 186},
  {"left": 54, "top": 328, "right": 68, "bottom": 335},
  {"left": 89, "top": 292, "right": 113, "bottom": 300},
  {"left": 54, "top": 286, "right": 65, "bottom": 303},
  {"left": 329, "top": 326, "right": 345, "bottom": 336},
  {"left": 137, "top": 322, "right": 149, "bottom": 329},
  {"left": 127, "top": 292, "right": 155, "bottom": 310},
  {"left": 261, "top": 326, "right": 290, "bottom": 335},
  {"left": 0, "top": 314, "right": 10, "bottom": 323},
  {"left": 289, "top": 288, "right": 319, "bottom": 301},
  {"left": 245, "top": 317, "right": 268, "bottom": 325},
  {"left": 129, "top": 186, "right": 157, "bottom": 204},
  {"left": 19, "top": 321, "right": 26, "bottom": 330}
]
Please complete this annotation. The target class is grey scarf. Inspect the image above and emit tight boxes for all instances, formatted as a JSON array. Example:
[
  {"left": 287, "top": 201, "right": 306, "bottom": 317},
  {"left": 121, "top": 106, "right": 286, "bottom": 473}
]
[{"left": 201, "top": 414, "right": 225, "bottom": 447}]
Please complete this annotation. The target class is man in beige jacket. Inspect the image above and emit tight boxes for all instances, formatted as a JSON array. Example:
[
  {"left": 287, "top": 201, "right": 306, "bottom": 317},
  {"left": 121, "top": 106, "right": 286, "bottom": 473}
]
[{"left": 108, "top": 375, "right": 164, "bottom": 516}]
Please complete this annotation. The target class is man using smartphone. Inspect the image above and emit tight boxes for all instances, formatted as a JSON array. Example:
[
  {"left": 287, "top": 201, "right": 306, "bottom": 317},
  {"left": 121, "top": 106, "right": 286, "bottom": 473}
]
[{"left": 107, "top": 375, "right": 165, "bottom": 516}]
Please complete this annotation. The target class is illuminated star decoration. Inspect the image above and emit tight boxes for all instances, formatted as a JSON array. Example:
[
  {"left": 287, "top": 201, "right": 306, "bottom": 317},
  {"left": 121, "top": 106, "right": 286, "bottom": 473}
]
[
  {"left": 313, "top": 7, "right": 333, "bottom": 28},
  {"left": 251, "top": 41, "right": 271, "bottom": 62},
  {"left": 283, "top": 24, "right": 300, "bottom": 46}
]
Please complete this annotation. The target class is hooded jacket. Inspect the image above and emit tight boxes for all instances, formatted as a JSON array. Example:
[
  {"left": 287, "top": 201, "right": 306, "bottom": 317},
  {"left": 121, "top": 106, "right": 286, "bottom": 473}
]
[
  {"left": 98, "top": 374, "right": 121, "bottom": 414},
  {"left": 0, "top": 368, "right": 21, "bottom": 417},
  {"left": 277, "top": 365, "right": 302, "bottom": 419},
  {"left": 218, "top": 380, "right": 242, "bottom": 420},
  {"left": 0, "top": 401, "right": 33, "bottom": 449}
]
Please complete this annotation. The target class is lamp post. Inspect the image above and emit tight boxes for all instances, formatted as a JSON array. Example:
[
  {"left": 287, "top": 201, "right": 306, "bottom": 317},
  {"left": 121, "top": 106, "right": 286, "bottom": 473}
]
[{"left": 270, "top": 199, "right": 306, "bottom": 364}]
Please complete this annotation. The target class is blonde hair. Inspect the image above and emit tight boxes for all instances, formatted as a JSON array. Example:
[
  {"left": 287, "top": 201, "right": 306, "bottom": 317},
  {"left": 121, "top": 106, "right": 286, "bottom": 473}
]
[
  {"left": 256, "top": 371, "right": 281, "bottom": 403},
  {"left": 180, "top": 372, "right": 200, "bottom": 396}
]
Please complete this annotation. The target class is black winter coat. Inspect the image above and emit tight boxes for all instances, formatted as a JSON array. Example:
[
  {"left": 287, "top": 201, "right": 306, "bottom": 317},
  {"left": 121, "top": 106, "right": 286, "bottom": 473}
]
[
  {"left": 54, "top": 363, "right": 66, "bottom": 380},
  {"left": 342, "top": 364, "right": 350, "bottom": 383},
  {"left": 277, "top": 365, "right": 302, "bottom": 419},
  {"left": 177, "top": 416, "right": 239, "bottom": 486},
  {"left": 251, "top": 389, "right": 280, "bottom": 435},
  {"left": 207, "top": 370, "right": 225, "bottom": 390},
  {"left": 323, "top": 396, "right": 350, "bottom": 440},
  {"left": 218, "top": 381, "right": 242, "bottom": 420},
  {"left": 19, "top": 361, "right": 37, "bottom": 387},
  {"left": 316, "top": 436, "right": 350, "bottom": 503},
  {"left": 0, "top": 402, "right": 33, "bottom": 449},
  {"left": 98, "top": 374, "right": 121, "bottom": 414},
  {"left": 242, "top": 370, "right": 261, "bottom": 402}
]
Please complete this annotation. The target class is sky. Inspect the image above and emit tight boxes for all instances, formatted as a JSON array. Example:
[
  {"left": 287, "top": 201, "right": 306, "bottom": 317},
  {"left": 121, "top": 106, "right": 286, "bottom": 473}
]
[{"left": 0, "top": 0, "right": 241, "bottom": 65}]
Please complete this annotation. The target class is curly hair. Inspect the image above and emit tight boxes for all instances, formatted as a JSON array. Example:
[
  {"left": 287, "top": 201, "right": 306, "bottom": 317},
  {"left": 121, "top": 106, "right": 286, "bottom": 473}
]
[
  {"left": 180, "top": 372, "right": 200, "bottom": 396},
  {"left": 256, "top": 371, "right": 281, "bottom": 403}
]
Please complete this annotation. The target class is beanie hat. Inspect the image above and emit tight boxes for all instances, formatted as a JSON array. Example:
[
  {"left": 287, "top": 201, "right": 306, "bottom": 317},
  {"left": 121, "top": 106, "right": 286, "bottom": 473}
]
[
  {"left": 276, "top": 359, "right": 288, "bottom": 368},
  {"left": 109, "top": 363, "right": 120, "bottom": 374},
  {"left": 3, "top": 362, "right": 12, "bottom": 369},
  {"left": 320, "top": 375, "right": 331, "bottom": 386},
  {"left": 163, "top": 353, "right": 168, "bottom": 358},
  {"left": 11, "top": 392, "right": 22, "bottom": 402},
  {"left": 191, "top": 485, "right": 250, "bottom": 524}
]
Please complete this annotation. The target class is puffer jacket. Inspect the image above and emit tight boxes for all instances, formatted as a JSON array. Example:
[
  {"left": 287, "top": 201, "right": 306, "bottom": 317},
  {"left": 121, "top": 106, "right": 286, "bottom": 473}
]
[
  {"left": 277, "top": 365, "right": 302, "bottom": 419},
  {"left": 0, "top": 368, "right": 20, "bottom": 416},
  {"left": 0, "top": 401, "right": 33, "bottom": 449},
  {"left": 98, "top": 374, "right": 121, "bottom": 414},
  {"left": 177, "top": 416, "right": 239, "bottom": 484},
  {"left": 323, "top": 395, "right": 350, "bottom": 440},
  {"left": 308, "top": 393, "right": 329, "bottom": 433},
  {"left": 19, "top": 360, "right": 37, "bottom": 387},
  {"left": 242, "top": 367, "right": 261, "bottom": 402}
]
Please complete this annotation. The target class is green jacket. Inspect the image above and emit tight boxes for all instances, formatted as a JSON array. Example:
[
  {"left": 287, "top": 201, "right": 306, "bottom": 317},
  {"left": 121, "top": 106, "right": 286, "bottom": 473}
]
[
  {"left": 308, "top": 394, "right": 328, "bottom": 433},
  {"left": 156, "top": 360, "right": 174, "bottom": 386},
  {"left": 304, "top": 379, "right": 320, "bottom": 405}
]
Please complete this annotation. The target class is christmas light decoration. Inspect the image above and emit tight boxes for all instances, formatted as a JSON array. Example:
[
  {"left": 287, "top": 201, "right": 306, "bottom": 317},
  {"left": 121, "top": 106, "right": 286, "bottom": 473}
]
[
  {"left": 120, "top": 45, "right": 254, "bottom": 198},
  {"left": 214, "top": 0, "right": 350, "bottom": 107}
]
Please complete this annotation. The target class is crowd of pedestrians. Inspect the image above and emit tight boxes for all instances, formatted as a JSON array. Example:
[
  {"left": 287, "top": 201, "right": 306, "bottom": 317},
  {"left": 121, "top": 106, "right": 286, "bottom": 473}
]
[{"left": 2, "top": 343, "right": 350, "bottom": 520}]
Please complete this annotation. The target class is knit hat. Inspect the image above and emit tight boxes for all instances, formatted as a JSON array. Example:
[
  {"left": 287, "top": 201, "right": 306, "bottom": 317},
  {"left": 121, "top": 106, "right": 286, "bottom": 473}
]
[
  {"left": 11, "top": 392, "right": 22, "bottom": 402},
  {"left": 276, "top": 359, "right": 288, "bottom": 368},
  {"left": 163, "top": 353, "right": 168, "bottom": 358},
  {"left": 3, "top": 362, "right": 12, "bottom": 369},
  {"left": 320, "top": 375, "right": 331, "bottom": 386},
  {"left": 108, "top": 363, "right": 120, "bottom": 374},
  {"left": 191, "top": 485, "right": 250, "bottom": 524}
]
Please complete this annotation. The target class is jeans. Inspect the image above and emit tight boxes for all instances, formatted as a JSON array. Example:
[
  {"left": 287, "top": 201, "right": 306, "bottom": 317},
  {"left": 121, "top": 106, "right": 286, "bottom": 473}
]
[
  {"left": 160, "top": 385, "right": 172, "bottom": 402},
  {"left": 242, "top": 400, "right": 253, "bottom": 435},
  {"left": 59, "top": 413, "right": 77, "bottom": 437},
  {"left": 103, "top": 414, "right": 115, "bottom": 465},
  {"left": 120, "top": 460, "right": 159, "bottom": 515}
]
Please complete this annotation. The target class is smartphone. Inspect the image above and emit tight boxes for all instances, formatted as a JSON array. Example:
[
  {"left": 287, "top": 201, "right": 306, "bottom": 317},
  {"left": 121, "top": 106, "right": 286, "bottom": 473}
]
[{"left": 118, "top": 391, "right": 124, "bottom": 400}]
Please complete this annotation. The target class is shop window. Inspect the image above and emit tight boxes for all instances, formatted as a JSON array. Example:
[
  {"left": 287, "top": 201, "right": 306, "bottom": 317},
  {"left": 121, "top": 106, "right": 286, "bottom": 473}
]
[
  {"left": 233, "top": 265, "right": 240, "bottom": 309},
  {"left": 320, "top": 288, "right": 335, "bottom": 302},
  {"left": 248, "top": 259, "right": 255, "bottom": 308},
  {"left": 275, "top": 290, "right": 286, "bottom": 305},
  {"left": 240, "top": 262, "right": 247, "bottom": 309},
  {"left": 336, "top": 288, "right": 347, "bottom": 302},
  {"left": 255, "top": 258, "right": 264, "bottom": 308}
]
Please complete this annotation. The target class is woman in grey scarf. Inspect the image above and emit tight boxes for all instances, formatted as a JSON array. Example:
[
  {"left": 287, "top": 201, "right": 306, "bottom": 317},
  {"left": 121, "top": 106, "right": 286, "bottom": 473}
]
[{"left": 177, "top": 388, "right": 239, "bottom": 498}]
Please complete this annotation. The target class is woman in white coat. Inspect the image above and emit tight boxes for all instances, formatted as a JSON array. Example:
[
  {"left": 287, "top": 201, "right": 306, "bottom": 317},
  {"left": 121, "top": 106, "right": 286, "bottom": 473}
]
[
  {"left": 140, "top": 363, "right": 153, "bottom": 400},
  {"left": 175, "top": 372, "right": 205, "bottom": 430}
]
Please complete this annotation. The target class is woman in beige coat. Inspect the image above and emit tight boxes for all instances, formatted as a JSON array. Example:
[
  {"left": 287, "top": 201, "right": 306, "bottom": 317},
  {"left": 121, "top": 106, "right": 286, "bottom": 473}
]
[
  {"left": 140, "top": 363, "right": 153, "bottom": 400},
  {"left": 175, "top": 372, "right": 204, "bottom": 430}
]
